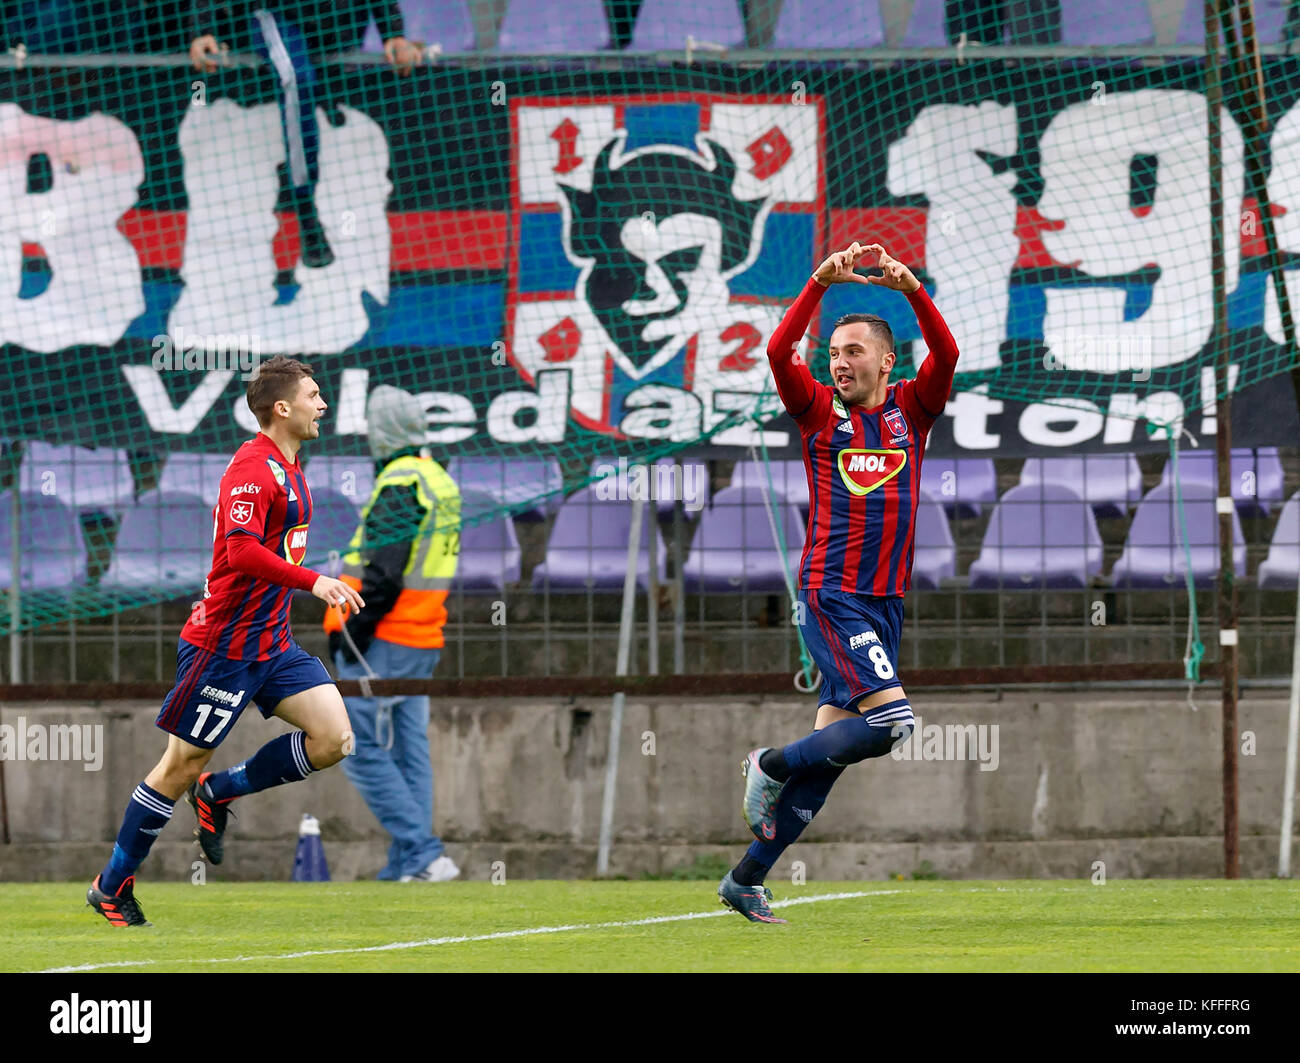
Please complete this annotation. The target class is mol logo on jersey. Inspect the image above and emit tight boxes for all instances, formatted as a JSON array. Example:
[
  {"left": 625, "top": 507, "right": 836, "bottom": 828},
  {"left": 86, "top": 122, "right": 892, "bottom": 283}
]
[
  {"left": 283, "top": 524, "right": 309, "bottom": 566},
  {"left": 507, "top": 94, "right": 824, "bottom": 443},
  {"left": 838, "top": 449, "right": 907, "bottom": 496}
]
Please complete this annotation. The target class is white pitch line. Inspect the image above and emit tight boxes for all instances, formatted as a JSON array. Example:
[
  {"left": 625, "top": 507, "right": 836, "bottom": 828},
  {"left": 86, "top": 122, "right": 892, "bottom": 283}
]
[{"left": 40, "top": 889, "right": 902, "bottom": 973}]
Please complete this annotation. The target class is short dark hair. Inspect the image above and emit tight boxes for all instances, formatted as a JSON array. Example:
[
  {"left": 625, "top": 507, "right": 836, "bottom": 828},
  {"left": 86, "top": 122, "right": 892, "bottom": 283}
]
[
  {"left": 831, "top": 313, "right": 894, "bottom": 353},
  {"left": 246, "top": 355, "right": 314, "bottom": 427}
]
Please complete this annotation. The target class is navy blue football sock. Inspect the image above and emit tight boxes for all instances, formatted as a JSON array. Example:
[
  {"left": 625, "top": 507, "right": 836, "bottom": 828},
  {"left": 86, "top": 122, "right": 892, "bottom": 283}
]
[
  {"left": 206, "top": 731, "right": 316, "bottom": 801},
  {"left": 731, "top": 855, "right": 770, "bottom": 887},
  {"left": 745, "top": 762, "right": 845, "bottom": 872},
  {"left": 781, "top": 699, "right": 915, "bottom": 774},
  {"left": 758, "top": 747, "right": 790, "bottom": 782},
  {"left": 99, "top": 782, "right": 175, "bottom": 895}
]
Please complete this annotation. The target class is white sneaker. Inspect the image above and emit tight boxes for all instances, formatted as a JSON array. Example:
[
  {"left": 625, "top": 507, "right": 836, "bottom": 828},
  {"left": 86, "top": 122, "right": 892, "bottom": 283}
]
[{"left": 399, "top": 855, "right": 460, "bottom": 883}]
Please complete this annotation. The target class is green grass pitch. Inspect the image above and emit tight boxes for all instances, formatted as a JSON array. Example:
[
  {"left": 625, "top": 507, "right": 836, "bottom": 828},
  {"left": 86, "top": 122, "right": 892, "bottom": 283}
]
[{"left": 6, "top": 880, "right": 1298, "bottom": 973}]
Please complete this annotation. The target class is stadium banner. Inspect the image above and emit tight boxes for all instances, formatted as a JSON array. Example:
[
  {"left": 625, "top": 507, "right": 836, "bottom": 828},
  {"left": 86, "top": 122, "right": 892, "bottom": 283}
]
[{"left": 3, "top": 61, "right": 1299, "bottom": 457}]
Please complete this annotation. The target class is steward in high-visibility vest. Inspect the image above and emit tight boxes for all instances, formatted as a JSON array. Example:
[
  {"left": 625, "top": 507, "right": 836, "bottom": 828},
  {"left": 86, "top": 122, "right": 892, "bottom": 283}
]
[
  {"left": 324, "top": 384, "right": 462, "bottom": 883},
  {"left": 324, "top": 388, "right": 461, "bottom": 656}
]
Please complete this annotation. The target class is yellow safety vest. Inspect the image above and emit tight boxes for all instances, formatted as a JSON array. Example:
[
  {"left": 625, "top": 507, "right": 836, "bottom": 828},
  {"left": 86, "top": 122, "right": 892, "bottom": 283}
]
[{"left": 323, "top": 455, "right": 460, "bottom": 649}]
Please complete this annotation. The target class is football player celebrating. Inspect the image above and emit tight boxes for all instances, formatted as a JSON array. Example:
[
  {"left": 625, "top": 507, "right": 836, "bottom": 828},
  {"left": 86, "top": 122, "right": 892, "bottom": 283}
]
[
  {"left": 718, "top": 243, "right": 960, "bottom": 922},
  {"left": 87, "top": 355, "right": 364, "bottom": 927}
]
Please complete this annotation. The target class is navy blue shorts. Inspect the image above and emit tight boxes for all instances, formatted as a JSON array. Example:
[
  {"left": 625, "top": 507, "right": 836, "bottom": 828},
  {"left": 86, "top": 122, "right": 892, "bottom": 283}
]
[
  {"left": 798, "top": 588, "right": 905, "bottom": 712},
  {"left": 156, "top": 638, "right": 332, "bottom": 749}
]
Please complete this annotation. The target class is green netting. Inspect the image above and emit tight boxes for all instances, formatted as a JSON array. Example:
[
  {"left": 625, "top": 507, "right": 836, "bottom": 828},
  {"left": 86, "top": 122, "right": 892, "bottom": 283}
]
[{"left": 2, "top": 0, "right": 1298, "bottom": 635}]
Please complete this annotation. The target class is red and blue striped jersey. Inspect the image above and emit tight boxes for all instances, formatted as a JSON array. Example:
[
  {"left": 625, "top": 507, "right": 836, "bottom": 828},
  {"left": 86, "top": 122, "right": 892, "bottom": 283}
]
[
  {"left": 767, "top": 279, "right": 960, "bottom": 597},
  {"left": 799, "top": 381, "right": 930, "bottom": 595},
  {"left": 180, "top": 433, "right": 315, "bottom": 661}
]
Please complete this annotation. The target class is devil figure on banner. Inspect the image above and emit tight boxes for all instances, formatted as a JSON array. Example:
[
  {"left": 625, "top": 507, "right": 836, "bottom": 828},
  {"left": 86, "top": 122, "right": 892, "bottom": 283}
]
[{"left": 507, "top": 97, "right": 825, "bottom": 446}]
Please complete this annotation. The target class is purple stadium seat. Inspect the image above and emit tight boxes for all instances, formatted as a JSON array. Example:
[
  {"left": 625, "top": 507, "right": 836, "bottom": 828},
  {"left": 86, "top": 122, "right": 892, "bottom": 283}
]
[
  {"left": 968, "top": 482, "right": 1103, "bottom": 589},
  {"left": 681, "top": 486, "right": 805, "bottom": 592},
  {"left": 447, "top": 457, "right": 563, "bottom": 520},
  {"left": 774, "top": 0, "right": 885, "bottom": 48},
  {"left": 1158, "top": 448, "right": 1286, "bottom": 515},
  {"left": 911, "top": 490, "right": 956, "bottom": 590},
  {"left": 1258, "top": 491, "right": 1300, "bottom": 590},
  {"left": 1019, "top": 453, "right": 1143, "bottom": 518},
  {"left": 99, "top": 490, "right": 213, "bottom": 591},
  {"left": 919, "top": 457, "right": 997, "bottom": 518},
  {"left": 497, "top": 0, "right": 610, "bottom": 50},
  {"left": 1062, "top": 0, "right": 1153, "bottom": 45},
  {"left": 906, "top": 0, "right": 1095, "bottom": 47},
  {"left": 306, "top": 456, "right": 374, "bottom": 505},
  {"left": 1111, "top": 481, "right": 1246, "bottom": 588},
  {"left": 902, "top": 0, "right": 947, "bottom": 47},
  {"left": 628, "top": 0, "right": 745, "bottom": 51},
  {"left": 1177, "top": 0, "right": 1288, "bottom": 45},
  {"left": 362, "top": 0, "right": 476, "bottom": 52},
  {"left": 455, "top": 488, "right": 521, "bottom": 593},
  {"left": 157, "top": 452, "right": 234, "bottom": 503},
  {"left": 1233, "top": 447, "right": 1287, "bottom": 516},
  {"left": 0, "top": 492, "right": 87, "bottom": 590},
  {"left": 19, "top": 442, "right": 135, "bottom": 513},
  {"left": 531, "top": 486, "right": 665, "bottom": 591},
  {"left": 589, "top": 456, "right": 709, "bottom": 517},
  {"left": 728, "top": 459, "right": 809, "bottom": 510}
]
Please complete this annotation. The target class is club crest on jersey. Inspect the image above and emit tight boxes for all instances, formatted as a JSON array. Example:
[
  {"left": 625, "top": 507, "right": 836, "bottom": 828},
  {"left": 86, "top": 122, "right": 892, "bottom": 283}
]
[
  {"left": 228, "top": 500, "right": 254, "bottom": 525},
  {"left": 837, "top": 449, "right": 907, "bottom": 496},
  {"left": 831, "top": 394, "right": 849, "bottom": 420},
  {"left": 883, "top": 407, "right": 909, "bottom": 444},
  {"left": 283, "top": 523, "right": 309, "bottom": 565},
  {"left": 266, "top": 458, "right": 285, "bottom": 486}
]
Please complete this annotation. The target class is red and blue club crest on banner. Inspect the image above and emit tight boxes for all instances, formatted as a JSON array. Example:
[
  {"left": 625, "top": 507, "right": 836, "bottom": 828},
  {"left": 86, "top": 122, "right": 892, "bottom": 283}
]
[{"left": 507, "top": 94, "right": 824, "bottom": 440}]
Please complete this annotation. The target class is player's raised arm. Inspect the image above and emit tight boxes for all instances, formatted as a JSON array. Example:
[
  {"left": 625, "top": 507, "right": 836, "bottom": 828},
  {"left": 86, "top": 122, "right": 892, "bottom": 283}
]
[
  {"left": 863, "top": 243, "right": 960, "bottom": 427},
  {"left": 768, "top": 242, "right": 877, "bottom": 428}
]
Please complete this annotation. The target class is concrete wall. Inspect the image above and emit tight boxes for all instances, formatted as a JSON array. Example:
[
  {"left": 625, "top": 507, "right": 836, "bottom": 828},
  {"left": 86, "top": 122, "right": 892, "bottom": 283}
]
[{"left": 0, "top": 690, "right": 1296, "bottom": 882}]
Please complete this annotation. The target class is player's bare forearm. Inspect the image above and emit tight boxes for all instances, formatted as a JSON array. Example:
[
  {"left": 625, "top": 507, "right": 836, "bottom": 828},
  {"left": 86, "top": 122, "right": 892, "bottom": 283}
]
[
  {"left": 767, "top": 276, "right": 827, "bottom": 418},
  {"left": 907, "top": 285, "right": 960, "bottom": 415}
]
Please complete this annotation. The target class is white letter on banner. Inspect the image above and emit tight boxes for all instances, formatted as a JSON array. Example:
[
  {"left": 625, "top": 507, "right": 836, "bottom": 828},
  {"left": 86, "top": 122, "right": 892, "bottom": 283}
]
[
  {"left": 1039, "top": 90, "right": 1243, "bottom": 372},
  {"left": 418, "top": 391, "right": 477, "bottom": 445},
  {"left": 0, "top": 105, "right": 144, "bottom": 350},
  {"left": 887, "top": 101, "right": 1020, "bottom": 372},
  {"left": 169, "top": 99, "right": 389, "bottom": 354},
  {"left": 945, "top": 384, "right": 1003, "bottom": 450},
  {"left": 1263, "top": 102, "right": 1300, "bottom": 343},
  {"left": 1018, "top": 398, "right": 1104, "bottom": 448},
  {"left": 488, "top": 369, "right": 572, "bottom": 444}
]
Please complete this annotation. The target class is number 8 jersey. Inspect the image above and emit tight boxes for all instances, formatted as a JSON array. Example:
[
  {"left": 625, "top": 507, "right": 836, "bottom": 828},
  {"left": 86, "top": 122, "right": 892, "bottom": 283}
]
[{"left": 767, "top": 278, "right": 960, "bottom": 598}]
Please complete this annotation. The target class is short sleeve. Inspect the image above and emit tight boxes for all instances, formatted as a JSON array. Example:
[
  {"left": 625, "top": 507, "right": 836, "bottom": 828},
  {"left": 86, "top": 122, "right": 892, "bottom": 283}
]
[{"left": 219, "top": 455, "right": 280, "bottom": 542}]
